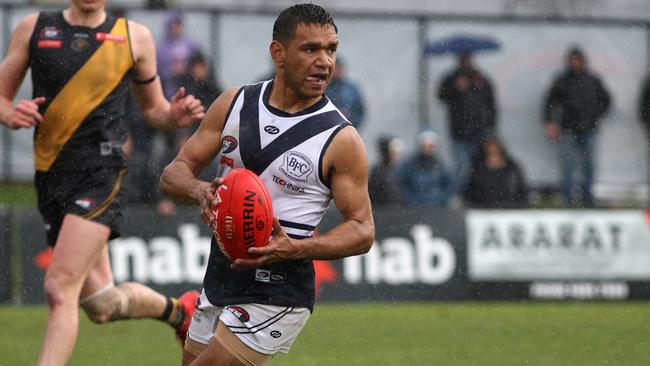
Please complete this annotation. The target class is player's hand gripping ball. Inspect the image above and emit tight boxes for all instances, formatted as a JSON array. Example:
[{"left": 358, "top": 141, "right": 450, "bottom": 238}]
[{"left": 211, "top": 168, "right": 274, "bottom": 262}]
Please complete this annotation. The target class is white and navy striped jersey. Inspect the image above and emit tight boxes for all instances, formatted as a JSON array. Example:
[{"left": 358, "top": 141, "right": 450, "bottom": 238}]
[{"left": 203, "top": 80, "right": 350, "bottom": 311}]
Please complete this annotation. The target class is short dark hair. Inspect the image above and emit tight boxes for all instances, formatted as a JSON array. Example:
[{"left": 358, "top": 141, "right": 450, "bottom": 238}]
[{"left": 272, "top": 3, "right": 337, "bottom": 46}]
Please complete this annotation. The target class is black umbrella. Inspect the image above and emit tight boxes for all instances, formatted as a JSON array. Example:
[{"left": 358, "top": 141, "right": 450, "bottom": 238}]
[{"left": 425, "top": 34, "right": 500, "bottom": 56}]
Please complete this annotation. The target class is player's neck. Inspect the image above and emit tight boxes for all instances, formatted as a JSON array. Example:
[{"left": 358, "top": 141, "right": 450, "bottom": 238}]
[
  {"left": 268, "top": 79, "right": 322, "bottom": 114},
  {"left": 63, "top": 7, "right": 106, "bottom": 28}
]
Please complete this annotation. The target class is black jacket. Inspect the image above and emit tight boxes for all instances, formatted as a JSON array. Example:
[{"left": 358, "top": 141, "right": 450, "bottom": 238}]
[
  {"left": 464, "top": 157, "right": 528, "bottom": 209},
  {"left": 544, "top": 70, "right": 611, "bottom": 133},
  {"left": 438, "top": 68, "right": 497, "bottom": 140}
]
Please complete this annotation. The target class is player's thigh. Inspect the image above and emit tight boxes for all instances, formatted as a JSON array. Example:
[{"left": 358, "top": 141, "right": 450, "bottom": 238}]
[
  {"left": 47, "top": 214, "right": 111, "bottom": 289},
  {"left": 185, "top": 322, "right": 269, "bottom": 366},
  {"left": 80, "top": 244, "right": 114, "bottom": 299}
]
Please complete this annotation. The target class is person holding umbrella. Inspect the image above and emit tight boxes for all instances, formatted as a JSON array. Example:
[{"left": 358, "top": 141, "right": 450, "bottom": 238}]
[{"left": 437, "top": 49, "right": 498, "bottom": 198}]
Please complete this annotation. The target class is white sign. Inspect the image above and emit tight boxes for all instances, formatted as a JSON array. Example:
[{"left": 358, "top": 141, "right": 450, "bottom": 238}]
[{"left": 467, "top": 210, "right": 650, "bottom": 280}]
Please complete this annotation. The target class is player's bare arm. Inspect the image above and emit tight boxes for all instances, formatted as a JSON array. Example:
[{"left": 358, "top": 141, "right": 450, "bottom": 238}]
[
  {"left": 234, "top": 126, "right": 375, "bottom": 269},
  {"left": 160, "top": 87, "right": 240, "bottom": 224},
  {"left": 0, "top": 13, "right": 46, "bottom": 130},
  {"left": 127, "top": 20, "right": 204, "bottom": 130}
]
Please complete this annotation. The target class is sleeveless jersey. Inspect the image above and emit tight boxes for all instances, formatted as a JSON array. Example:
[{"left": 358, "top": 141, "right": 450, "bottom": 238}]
[
  {"left": 29, "top": 11, "right": 133, "bottom": 172},
  {"left": 203, "top": 80, "right": 350, "bottom": 311}
]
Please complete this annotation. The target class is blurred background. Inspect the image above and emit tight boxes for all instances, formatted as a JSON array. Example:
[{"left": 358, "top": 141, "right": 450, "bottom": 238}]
[{"left": 1, "top": 0, "right": 649, "bottom": 205}]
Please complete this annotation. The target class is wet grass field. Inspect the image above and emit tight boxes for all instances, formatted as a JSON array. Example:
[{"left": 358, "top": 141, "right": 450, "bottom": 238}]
[{"left": 2, "top": 301, "right": 650, "bottom": 365}]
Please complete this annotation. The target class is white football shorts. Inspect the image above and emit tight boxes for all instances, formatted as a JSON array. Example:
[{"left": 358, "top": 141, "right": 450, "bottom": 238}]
[{"left": 187, "top": 289, "right": 310, "bottom": 355}]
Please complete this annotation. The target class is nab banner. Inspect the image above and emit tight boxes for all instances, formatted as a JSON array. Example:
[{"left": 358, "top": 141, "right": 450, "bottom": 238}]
[{"left": 315, "top": 207, "right": 468, "bottom": 301}]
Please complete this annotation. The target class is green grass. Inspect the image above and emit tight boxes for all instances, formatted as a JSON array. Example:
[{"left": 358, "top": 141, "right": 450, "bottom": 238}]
[
  {"left": 0, "top": 182, "right": 36, "bottom": 206},
  {"left": 2, "top": 302, "right": 650, "bottom": 365}
]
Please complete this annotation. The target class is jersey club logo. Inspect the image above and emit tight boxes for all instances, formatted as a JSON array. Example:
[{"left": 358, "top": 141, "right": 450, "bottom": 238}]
[
  {"left": 279, "top": 151, "right": 313, "bottom": 182},
  {"left": 221, "top": 136, "right": 238, "bottom": 154}
]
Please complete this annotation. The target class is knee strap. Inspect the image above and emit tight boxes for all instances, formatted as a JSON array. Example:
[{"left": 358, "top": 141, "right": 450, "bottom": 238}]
[{"left": 80, "top": 283, "right": 131, "bottom": 323}]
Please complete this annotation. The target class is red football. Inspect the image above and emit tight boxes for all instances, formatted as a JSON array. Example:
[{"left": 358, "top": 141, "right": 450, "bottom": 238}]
[{"left": 211, "top": 168, "right": 274, "bottom": 262}]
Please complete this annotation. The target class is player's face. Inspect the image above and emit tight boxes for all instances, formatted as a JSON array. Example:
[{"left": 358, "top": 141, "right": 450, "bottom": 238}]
[
  {"left": 70, "top": 0, "right": 105, "bottom": 13},
  {"left": 283, "top": 23, "right": 338, "bottom": 99}
]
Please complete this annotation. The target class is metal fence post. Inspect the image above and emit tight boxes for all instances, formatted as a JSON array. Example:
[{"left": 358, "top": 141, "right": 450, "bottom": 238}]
[{"left": 417, "top": 17, "right": 429, "bottom": 130}]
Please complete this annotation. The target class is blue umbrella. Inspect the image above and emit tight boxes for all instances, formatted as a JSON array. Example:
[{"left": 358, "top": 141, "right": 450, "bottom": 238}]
[{"left": 425, "top": 35, "right": 500, "bottom": 56}]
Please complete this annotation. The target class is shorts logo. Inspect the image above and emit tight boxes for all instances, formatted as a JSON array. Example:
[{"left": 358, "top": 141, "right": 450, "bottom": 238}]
[
  {"left": 193, "top": 308, "right": 203, "bottom": 323},
  {"left": 221, "top": 136, "right": 238, "bottom": 154},
  {"left": 270, "top": 330, "right": 282, "bottom": 338},
  {"left": 264, "top": 125, "right": 280, "bottom": 134},
  {"left": 75, "top": 198, "right": 96, "bottom": 210},
  {"left": 279, "top": 151, "right": 313, "bottom": 182},
  {"left": 225, "top": 306, "right": 250, "bottom": 322}
]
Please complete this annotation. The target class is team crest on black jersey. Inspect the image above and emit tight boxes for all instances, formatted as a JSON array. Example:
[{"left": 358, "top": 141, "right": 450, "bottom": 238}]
[
  {"left": 72, "top": 33, "right": 90, "bottom": 52},
  {"left": 279, "top": 151, "right": 313, "bottom": 182}
]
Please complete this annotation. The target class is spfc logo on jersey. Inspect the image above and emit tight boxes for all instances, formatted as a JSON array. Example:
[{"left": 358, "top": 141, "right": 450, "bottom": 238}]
[{"left": 280, "top": 151, "right": 313, "bottom": 182}]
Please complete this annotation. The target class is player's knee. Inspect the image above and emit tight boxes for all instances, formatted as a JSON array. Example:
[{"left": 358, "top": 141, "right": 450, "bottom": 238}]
[
  {"left": 43, "top": 270, "right": 76, "bottom": 309},
  {"left": 80, "top": 286, "right": 130, "bottom": 324}
]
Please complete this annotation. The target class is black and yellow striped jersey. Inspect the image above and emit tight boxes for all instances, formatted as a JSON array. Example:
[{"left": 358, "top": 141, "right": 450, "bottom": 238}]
[{"left": 29, "top": 11, "right": 134, "bottom": 172}]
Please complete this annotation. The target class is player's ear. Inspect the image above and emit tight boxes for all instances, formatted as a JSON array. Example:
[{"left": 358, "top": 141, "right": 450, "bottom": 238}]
[{"left": 270, "top": 40, "right": 285, "bottom": 67}]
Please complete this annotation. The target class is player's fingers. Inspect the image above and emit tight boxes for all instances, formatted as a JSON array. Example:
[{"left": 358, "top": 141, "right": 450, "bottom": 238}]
[
  {"left": 191, "top": 111, "right": 206, "bottom": 121},
  {"left": 15, "top": 107, "right": 41, "bottom": 125},
  {"left": 201, "top": 205, "right": 214, "bottom": 225},
  {"left": 171, "top": 87, "right": 185, "bottom": 102},
  {"left": 271, "top": 217, "right": 286, "bottom": 236},
  {"left": 248, "top": 245, "right": 274, "bottom": 256},
  {"left": 231, "top": 258, "right": 266, "bottom": 270},
  {"left": 32, "top": 96, "right": 46, "bottom": 105},
  {"left": 185, "top": 98, "right": 201, "bottom": 111},
  {"left": 210, "top": 177, "right": 224, "bottom": 189}
]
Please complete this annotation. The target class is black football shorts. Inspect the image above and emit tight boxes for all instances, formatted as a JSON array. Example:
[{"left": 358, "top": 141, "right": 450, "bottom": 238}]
[{"left": 35, "top": 166, "right": 126, "bottom": 246}]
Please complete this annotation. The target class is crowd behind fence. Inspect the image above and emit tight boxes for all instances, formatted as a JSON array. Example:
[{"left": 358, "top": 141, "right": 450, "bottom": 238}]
[{"left": 0, "top": 4, "right": 649, "bottom": 207}]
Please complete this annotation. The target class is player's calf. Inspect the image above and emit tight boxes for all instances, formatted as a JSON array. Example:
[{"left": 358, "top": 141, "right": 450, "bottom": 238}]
[{"left": 80, "top": 283, "right": 131, "bottom": 324}]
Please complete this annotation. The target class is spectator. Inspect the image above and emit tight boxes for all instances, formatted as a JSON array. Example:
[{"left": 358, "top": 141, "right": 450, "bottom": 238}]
[
  {"left": 157, "top": 10, "right": 200, "bottom": 98},
  {"left": 369, "top": 136, "right": 404, "bottom": 206},
  {"left": 544, "top": 46, "right": 611, "bottom": 207},
  {"left": 397, "top": 130, "right": 452, "bottom": 207},
  {"left": 438, "top": 51, "right": 497, "bottom": 196},
  {"left": 464, "top": 136, "right": 528, "bottom": 208},
  {"left": 326, "top": 58, "right": 366, "bottom": 129},
  {"left": 174, "top": 51, "right": 222, "bottom": 142}
]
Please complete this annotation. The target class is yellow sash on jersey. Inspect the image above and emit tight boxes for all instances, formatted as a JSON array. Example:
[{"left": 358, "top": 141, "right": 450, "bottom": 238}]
[{"left": 34, "top": 18, "right": 133, "bottom": 171}]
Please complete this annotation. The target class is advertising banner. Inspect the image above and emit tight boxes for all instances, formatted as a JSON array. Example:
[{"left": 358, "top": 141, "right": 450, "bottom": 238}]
[
  {"left": 316, "top": 207, "right": 468, "bottom": 301},
  {"left": 467, "top": 210, "right": 650, "bottom": 280},
  {"left": 12, "top": 206, "right": 650, "bottom": 304}
]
